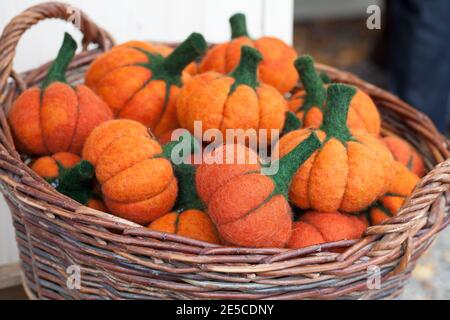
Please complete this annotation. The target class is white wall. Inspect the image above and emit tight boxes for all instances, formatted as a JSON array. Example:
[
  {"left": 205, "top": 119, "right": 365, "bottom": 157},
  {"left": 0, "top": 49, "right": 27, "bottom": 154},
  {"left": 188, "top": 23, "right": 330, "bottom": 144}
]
[{"left": 0, "top": 0, "right": 294, "bottom": 266}]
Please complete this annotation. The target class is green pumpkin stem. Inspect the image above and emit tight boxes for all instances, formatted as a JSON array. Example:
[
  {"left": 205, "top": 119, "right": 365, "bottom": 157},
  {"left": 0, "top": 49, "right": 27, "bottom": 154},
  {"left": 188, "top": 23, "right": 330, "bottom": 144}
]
[
  {"left": 53, "top": 160, "right": 95, "bottom": 205},
  {"left": 229, "top": 46, "right": 262, "bottom": 92},
  {"left": 162, "top": 132, "right": 204, "bottom": 211},
  {"left": 163, "top": 32, "right": 207, "bottom": 76},
  {"left": 41, "top": 33, "right": 77, "bottom": 90},
  {"left": 319, "top": 71, "right": 332, "bottom": 84},
  {"left": 294, "top": 55, "right": 327, "bottom": 114},
  {"left": 230, "top": 13, "right": 250, "bottom": 39},
  {"left": 320, "top": 84, "right": 356, "bottom": 144},
  {"left": 282, "top": 111, "right": 302, "bottom": 135},
  {"left": 272, "top": 132, "right": 322, "bottom": 196}
]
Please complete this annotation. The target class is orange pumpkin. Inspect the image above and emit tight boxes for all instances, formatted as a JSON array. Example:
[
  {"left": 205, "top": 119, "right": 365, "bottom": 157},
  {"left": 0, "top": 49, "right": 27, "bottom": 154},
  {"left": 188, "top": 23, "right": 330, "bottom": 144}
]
[
  {"left": 199, "top": 13, "right": 298, "bottom": 94},
  {"left": 149, "top": 210, "right": 220, "bottom": 244},
  {"left": 276, "top": 84, "right": 394, "bottom": 213},
  {"left": 30, "top": 152, "right": 105, "bottom": 210},
  {"left": 382, "top": 136, "right": 425, "bottom": 177},
  {"left": 196, "top": 134, "right": 321, "bottom": 248},
  {"left": 82, "top": 119, "right": 177, "bottom": 224},
  {"left": 288, "top": 55, "right": 381, "bottom": 136},
  {"left": 287, "top": 211, "right": 366, "bottom": 249},
  {"left": 8, "top": 33, "right": 113, "bottom": 156},
  {"left": 85, "top": 33, "right": 207, "bottom": 137},
  {"left": 177, "top": 46, "right": 287, "bottom": 145},
  {"left": 361, "top": 161, "right": 420, "bottom": 225}
]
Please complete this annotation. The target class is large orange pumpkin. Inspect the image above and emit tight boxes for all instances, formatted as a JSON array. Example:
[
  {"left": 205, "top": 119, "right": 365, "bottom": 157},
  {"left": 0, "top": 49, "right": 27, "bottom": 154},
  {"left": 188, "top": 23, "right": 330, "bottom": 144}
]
[
  {"left": 198, "top": 13, "right": 298, "bottom": 94},
  {"left": 177, "top": 46, "right": 286, "bottom": 145},
  {"left": 85, "top": 33, "right": 207, "bottom": 137},
  {"left": 288, "top": 55, "right": 381, "bottom": 136},
  {"left": 8, "top": 33, "right": 113, "bottom": 156},
  {"left": 196, "top": 134, "right": 321, "bottom": 248},
  {"left": 276, "top": 84, "right": 394, "bottom": 213}
]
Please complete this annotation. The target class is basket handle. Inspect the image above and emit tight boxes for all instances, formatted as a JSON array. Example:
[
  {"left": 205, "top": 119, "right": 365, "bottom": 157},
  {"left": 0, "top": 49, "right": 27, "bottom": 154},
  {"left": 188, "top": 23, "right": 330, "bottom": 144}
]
[{"left": 0, "top": 1, "right": 115, "bottom": 94}]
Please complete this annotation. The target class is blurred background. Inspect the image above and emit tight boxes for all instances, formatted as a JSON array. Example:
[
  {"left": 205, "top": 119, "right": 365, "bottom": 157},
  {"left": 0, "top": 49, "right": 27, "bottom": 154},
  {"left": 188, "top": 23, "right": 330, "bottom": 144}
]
[{"left": 0, "top": 0, "right": 449, "bottom": 299}]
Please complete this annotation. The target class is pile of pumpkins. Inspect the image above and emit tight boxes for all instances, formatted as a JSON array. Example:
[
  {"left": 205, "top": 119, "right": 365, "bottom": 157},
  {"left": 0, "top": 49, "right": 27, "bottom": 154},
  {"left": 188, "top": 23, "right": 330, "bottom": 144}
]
[{"left": 7, "top": 14, "right": 424, "bottom": 248}]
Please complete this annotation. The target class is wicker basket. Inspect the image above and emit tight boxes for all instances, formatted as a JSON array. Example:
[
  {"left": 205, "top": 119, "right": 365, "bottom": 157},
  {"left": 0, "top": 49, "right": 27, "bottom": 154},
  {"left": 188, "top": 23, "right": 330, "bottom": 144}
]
[{"left": 1, "top": 2, "right": 449, "bottom": 300}]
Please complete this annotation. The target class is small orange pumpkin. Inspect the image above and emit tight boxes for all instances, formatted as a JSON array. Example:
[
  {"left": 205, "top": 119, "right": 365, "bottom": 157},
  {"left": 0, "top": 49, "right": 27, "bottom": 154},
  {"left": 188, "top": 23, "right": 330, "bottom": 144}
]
[
  {"left": 288, "top": 55, "right": 381, "bottom": 136},
  {"left": 199, "top": 13, "right": 298, "bottom": 94},
  {"left": 361, "top": 162, "right": 420, "bottom": 225},
  {"left": 287, "top": 211, "right": 366, "bottom": 249},
  {"left": 82, "top": 119, "right": 178, "bottom": 225},
  {"left": 177, "top": 46, "right": 287, "bottom": 145},
  {"left": 8, "top": 33, "right": 113, "bottom": 156},
  {"left": 382, "top": 136, "right": 425, "bottom": 177},
  {"left": 30, "top": 152, "right": 105, "bottom": 210},
  {"left": 85, "top": 33, "right": 207, "bottom": 137}
]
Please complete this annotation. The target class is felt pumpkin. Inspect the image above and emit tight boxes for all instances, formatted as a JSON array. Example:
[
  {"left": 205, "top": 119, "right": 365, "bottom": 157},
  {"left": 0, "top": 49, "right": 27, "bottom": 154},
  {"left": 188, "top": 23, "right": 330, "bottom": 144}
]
[
  {"left": 177, "top": 46, "right": 287, "bottom": 145},
  {"left": 288, "top": 55, "right": 381, "bottom": 136},
  {"left": 382, "top": 136, "right": 425, "bottom": 177},
  {"left": 30, "top": 152, "right": 105, "bottom": 210},
  {"left": 276, "top": 84, "right": 394, "bottom": 213},
  {"left": 196, "top": 133, "right": 321, "bottom": 248},
  {"left": 8, "top": 33, "right": 113, "bottom": 156},
  {"left": 148, "top": 133, "right": 220, "bottom": 244},
  {"left": 82, "top": 119, "right": 177, "bottom": 225},
  {"left": 287, "top": 211, "right": 366, "bottom": 249},
  {"left": 85, "top": 33, "right": 207, "bottom": 137},
  {"left": 361, "top": 161, "right": 420, "bottom": 225},
  {"left": 199, "top": 13, "right": 298, "bottom": 94}
]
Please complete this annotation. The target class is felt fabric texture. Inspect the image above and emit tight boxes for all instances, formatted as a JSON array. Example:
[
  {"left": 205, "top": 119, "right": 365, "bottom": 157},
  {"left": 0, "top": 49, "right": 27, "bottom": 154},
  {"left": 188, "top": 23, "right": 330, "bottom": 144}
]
[
  {"left": 282, "top": 111, "right": 302, "bottom": 135},
  {"left": 85, "top": 33, "right": 207, "bottom": 138},
  {"left": 162, "top": 133, "right": 204, "bottom": 211},
  {"left": 276, "top": 84, "right": 394, "bottom": 213},
  {"left": 198, "top": 14, "right": 298, "bottom": 94},
  {"left": 289, "top": 55, "right": 381, "bottom": 136},
  {"left": 82, "top": 119, "right": 150, "bottom": 166},
  {"left": 177, "top": 46, "right": 287, "bottom": 146},
  {"left": 364, "top": 161, "right": 420, "bottom": 225},
  {"left": 382, "top": 136, "right": 425, "bottom": 177},
  {"left": 195, "top": 144, "right": 261, "bottom": 205},
  {"left": 8, "top": 34, "right": 113, "bottom": 156},
  {"left": 148, "top": 209, "right": 220, "bottom": 244},
  {"left": 287, "top": 211, "right": 366, "bottom": 249},
  {"left": 82, "top": 119, "right": 177, "bottom": 225},
  {"left": 287, "top": 221, "right": 325, "bottom": 249},
  {"left": 86, "top": 198, "right": 108, "bottom": 212},
  {"left": 197, "top": 135, "right": 320, "bottom": 248},
  {"left": 30, "top": 152, "right": 107, "bottom": 208},
  {"left": 31, "top": 152, "right": 80, "bottom": 179}
]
